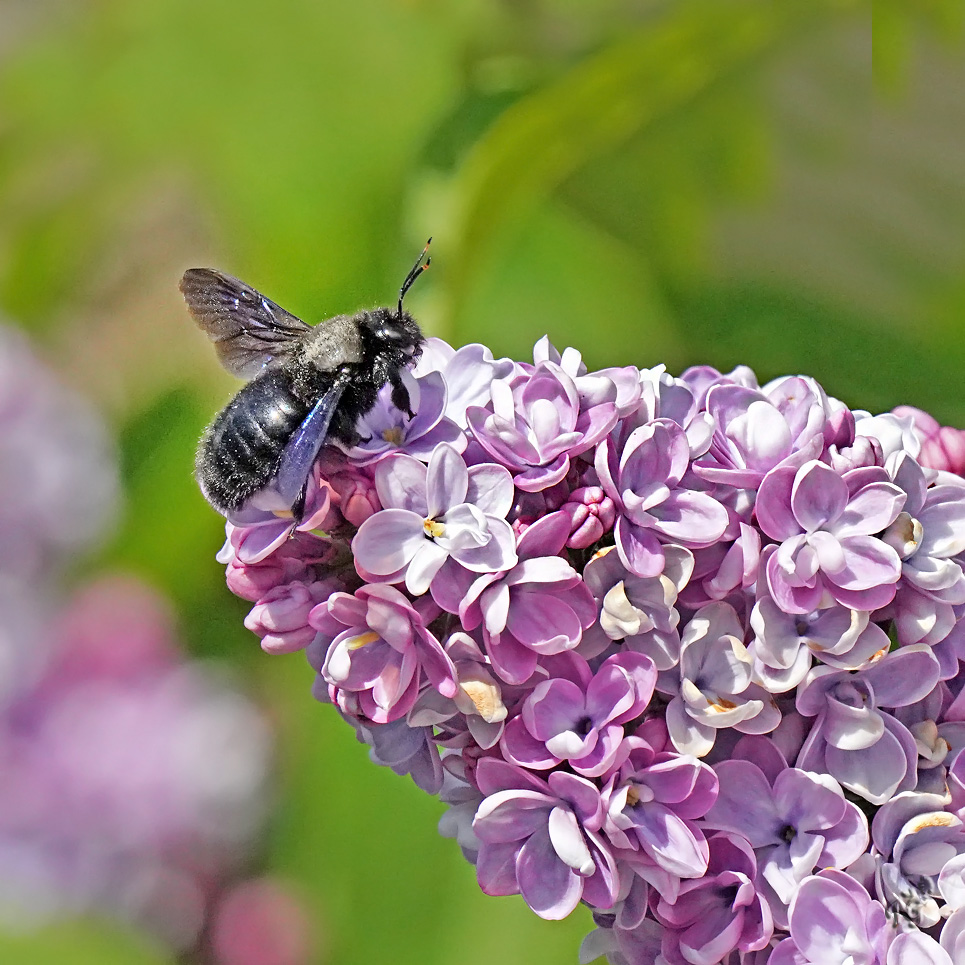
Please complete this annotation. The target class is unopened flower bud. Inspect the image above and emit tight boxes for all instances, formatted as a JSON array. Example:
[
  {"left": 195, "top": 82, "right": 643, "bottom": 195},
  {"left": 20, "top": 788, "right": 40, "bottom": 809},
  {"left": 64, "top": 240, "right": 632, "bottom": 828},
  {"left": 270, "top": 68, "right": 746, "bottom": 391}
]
[
  {"left": 328, "top": 468, "right": 380, "bottom": 526},
  {"left": 561, "top": 486, "right": 616, "bottom": 549},
  {"left": 894, "top": 404, "right": 965, "bottom": 475},
  {"left": 245, "top": 580, "right": 335, "bottom": 654}
]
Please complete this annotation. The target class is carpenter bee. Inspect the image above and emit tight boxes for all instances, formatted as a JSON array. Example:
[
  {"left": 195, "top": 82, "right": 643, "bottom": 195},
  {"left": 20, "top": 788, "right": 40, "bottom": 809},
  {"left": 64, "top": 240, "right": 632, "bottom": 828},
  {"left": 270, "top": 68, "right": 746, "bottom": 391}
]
[{"left": 182, "top": 241, "right": 429, "bottom": 521}]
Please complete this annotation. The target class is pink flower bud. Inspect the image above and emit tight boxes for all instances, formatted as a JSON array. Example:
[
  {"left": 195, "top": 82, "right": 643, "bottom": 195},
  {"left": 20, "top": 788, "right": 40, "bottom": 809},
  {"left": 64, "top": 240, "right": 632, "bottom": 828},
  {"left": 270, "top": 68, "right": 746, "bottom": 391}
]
[
  {"left": 225, "top": 553, "right": 308, "bottom": 602},
  {"left": 561, "top": 486, "right": 616, "bottom": 549},
  {"left": 244, "top": 580, "right": 335, "bottom": 654},
  {"left": 894, "top": 405, "right": 965, "bottom": 476},
  {"left": 328, "top": 468, "right": 380, "bottom": 527},
  {"left": 937, "top": 426, "right": 965, "bottom": 475},
  {"left": 920, "top": 426, "right": 965, "bottom": 475}
]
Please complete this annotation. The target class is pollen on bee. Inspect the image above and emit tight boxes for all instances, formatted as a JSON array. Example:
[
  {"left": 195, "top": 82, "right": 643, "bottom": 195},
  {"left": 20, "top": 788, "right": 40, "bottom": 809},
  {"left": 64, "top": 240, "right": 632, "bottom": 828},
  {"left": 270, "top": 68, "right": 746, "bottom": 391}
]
[{"left": 382, "top": 427, "right": 404, "bottom": 446}]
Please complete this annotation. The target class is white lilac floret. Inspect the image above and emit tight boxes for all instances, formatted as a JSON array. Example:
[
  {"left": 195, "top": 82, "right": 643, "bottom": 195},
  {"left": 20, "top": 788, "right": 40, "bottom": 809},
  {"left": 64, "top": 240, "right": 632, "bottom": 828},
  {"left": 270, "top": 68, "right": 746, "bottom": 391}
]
[
  {"left": 213, "top": 334, "right": 965, "bottom": 964},
  {"left": 352, "top": 441, "right": 516, "bottom": 595},
  {"left": 665, "top": 601, "right": 779, "bottom": 758}
]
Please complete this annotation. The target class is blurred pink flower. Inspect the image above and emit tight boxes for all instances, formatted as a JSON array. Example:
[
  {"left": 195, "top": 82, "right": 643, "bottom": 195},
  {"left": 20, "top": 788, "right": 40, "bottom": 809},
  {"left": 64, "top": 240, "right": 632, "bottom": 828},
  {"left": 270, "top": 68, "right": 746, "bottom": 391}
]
[
  {"left": 210, "top": 877, "right": 315, "bottom": 965},
  {"left": 0, "top": 575, "right": 273, "bottom": 952}
]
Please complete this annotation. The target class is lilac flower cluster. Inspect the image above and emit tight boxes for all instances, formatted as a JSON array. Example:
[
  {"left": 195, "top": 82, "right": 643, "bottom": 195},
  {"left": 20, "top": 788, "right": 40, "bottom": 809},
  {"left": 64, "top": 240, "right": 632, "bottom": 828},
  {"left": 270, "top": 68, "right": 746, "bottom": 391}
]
[{"left": 222, "top": 335, "right": 965, "bottom": 964}]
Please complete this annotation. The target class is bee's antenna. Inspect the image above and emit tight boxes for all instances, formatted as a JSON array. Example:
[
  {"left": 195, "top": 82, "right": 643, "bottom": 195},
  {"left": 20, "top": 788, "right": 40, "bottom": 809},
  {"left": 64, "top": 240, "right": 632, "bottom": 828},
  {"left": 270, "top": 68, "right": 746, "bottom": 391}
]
[{"left": 398, "top": 237, "right": 431, "bottom": 316}]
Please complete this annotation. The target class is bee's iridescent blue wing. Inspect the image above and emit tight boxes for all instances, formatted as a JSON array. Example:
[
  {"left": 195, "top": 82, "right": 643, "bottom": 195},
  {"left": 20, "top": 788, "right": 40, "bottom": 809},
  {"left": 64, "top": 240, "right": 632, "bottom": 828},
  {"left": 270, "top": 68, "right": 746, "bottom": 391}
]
[
  {"left": 275, "top": 372, "right": 350, "bottom": 517},
  {"left": 180, "top": 268, "right": 312, "bottom": 379}
]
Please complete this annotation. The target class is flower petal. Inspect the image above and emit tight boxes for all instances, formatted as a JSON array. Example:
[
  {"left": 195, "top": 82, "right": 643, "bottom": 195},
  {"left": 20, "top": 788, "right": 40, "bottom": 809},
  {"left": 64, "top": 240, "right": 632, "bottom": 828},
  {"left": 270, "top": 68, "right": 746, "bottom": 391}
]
[
  {"left": 426, "top": 442, "right": 468, "bottom": 517},
  {"left": 352, "top": 509, "right": 426, "bottom": 575},
  {"left": 517, "top": 826, "right": 584, "bottom": 920}
]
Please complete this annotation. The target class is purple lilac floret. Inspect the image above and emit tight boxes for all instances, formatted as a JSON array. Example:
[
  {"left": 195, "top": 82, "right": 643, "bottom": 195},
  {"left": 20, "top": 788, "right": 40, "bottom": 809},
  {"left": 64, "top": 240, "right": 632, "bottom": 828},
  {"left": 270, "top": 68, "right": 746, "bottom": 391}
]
[
  {"left": 210, "top": 334, "right": 965, "bottom": 964},
  {"left": 467, "top": 357, "right": 618, "bottom": 492}
]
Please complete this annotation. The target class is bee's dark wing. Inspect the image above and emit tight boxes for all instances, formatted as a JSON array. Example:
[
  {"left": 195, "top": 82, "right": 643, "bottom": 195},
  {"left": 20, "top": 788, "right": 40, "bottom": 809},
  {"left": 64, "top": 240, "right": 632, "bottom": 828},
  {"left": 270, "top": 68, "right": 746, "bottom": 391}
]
[
  {"left": 180, "top": 268, "right": 312, "bottom": 379},
  {"left": 276, "top": 372, "right": 350, "bottom": 514}
]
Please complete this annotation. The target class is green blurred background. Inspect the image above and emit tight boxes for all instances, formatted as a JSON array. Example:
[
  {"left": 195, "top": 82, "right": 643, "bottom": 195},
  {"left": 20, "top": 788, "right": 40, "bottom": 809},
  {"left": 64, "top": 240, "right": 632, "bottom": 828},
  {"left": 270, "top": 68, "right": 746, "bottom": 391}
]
[{"left": 0, "top": 0, "right": 962, "bottom": 962}]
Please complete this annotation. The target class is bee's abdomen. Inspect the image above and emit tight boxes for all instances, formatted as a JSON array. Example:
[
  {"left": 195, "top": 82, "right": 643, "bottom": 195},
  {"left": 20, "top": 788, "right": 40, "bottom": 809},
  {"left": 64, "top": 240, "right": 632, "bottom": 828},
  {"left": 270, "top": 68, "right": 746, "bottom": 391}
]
[{"left": 196, "top": 369, "right": 310, "bottom": 512}]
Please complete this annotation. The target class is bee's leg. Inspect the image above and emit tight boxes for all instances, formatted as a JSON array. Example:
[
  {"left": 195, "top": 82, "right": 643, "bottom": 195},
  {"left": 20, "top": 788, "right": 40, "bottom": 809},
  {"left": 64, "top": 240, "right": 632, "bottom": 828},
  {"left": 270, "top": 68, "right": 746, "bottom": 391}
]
[
  {"left": 340, "top": 424, "right": 370, "bottom": 446},
  {"left": 390, "top": 373, "right": 416, "bottom": 420},
  {"left": 291, "top": 480, "right": 308, "bottom": 525}
]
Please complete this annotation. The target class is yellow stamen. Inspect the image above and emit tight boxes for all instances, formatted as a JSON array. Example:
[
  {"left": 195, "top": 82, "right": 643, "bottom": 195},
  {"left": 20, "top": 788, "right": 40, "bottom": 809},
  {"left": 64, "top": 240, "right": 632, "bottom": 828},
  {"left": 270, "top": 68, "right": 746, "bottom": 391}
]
[
  {"left": 382, "top": 427, "right": 404, "bottom": 446},
  {"left": 347, "top": 631, "right": 380, "bottom": 650},
  {"left": 272, "top": 509, "right": 294, "bottom": 519},
  {"left": 424, "top": 519, "right": 445, "bottom": 539},
  {"left": 910, "top": 814, "right": 956, "bottom": 831},
  {"left": 709, "top": 698, "right": 737, "bottom": 712},
  {"left": 460, "top": 680, "right": 499, "bottom": 721}
]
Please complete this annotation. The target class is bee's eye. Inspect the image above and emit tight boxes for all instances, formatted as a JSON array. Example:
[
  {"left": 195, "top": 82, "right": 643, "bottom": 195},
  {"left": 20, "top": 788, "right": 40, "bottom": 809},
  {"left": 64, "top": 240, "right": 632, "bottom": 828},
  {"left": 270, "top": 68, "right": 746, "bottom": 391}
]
[{"left": 376, "top": 324, "right": 405, "bottom": 342}]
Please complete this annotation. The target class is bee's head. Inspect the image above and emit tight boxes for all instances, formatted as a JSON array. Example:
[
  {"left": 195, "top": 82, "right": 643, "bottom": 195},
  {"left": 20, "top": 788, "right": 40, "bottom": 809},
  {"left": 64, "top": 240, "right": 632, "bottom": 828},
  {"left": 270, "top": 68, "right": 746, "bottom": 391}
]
[
  {"left": 358, "top": 239, "right": 430, "bottom": 362},
  {"left": 361, "top": 307, "right": 424, "bottom": 360}
]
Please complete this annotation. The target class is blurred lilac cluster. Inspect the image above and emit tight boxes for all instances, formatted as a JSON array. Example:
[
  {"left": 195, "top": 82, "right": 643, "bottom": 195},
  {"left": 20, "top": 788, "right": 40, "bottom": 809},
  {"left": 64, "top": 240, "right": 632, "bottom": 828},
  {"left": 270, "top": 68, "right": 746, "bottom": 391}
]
[
  {"left": 0, "top": 322, "right": 309, "bottom": 963},
  {"left": 0, "top": 575, "right": 274, "bottom": 951},
  {"left": 222, "top": 335, "right": 965, "bottom": 964},
  {"left": 0, "top": 325, "right": 120, "bottom": 707},
  {"left": 0, "top": 326, "right": 118, "bottom": 584}
]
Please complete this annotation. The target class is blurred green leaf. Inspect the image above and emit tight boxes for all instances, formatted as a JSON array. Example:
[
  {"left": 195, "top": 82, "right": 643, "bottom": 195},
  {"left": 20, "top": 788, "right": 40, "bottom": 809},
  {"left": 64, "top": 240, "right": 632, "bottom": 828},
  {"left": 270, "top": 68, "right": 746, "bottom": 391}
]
[
  {"left": 559, "top": 73, "right": 772, "bottom": 282},
  {"left": 442, "top": 0, "right": 851, "bottom": 319},
  {"left": 0, "top": 0, "right": 463, "bottom": 332},
  {"left": 452, "top": 197, "right": 679, "bottom": 365}
]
